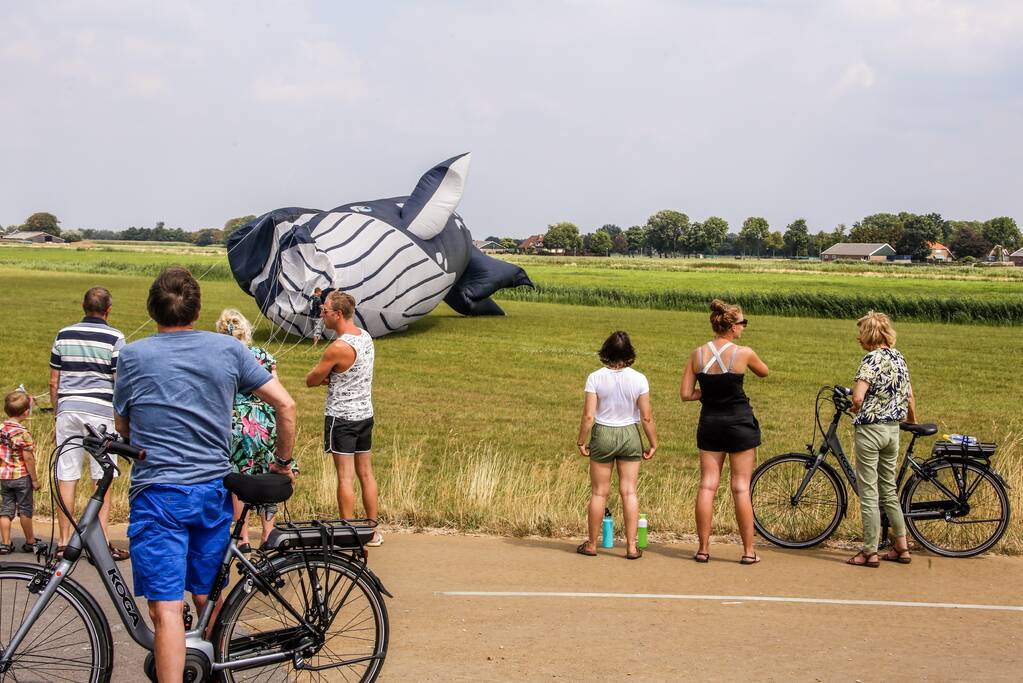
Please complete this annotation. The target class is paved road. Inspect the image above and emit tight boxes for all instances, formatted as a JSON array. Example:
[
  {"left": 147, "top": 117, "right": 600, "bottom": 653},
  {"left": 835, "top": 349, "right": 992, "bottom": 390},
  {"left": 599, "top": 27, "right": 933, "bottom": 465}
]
[{"left": 8, "top": 526, "right": 1022, "bottom": 681}]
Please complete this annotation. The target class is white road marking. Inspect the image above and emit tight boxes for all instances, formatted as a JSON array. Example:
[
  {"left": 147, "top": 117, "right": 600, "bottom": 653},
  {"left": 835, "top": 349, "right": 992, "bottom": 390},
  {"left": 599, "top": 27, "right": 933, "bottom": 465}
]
[{"left": 439, "top": 591, "right": 1023, "bottom": 613}]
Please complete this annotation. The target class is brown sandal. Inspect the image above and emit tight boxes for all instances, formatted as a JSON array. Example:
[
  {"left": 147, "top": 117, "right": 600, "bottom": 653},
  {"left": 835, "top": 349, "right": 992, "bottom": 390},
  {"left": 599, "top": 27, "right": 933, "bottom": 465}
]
[
  {"left": 108, "top": 544, "right": 131, "bottom": 562},
  {"left": 576, "top": 542, "right": 597, "bottom": 557},
  {"left": 882, "top": 549, "right": 912, "bottom": 564},
  {"left": 846, "top": 550, "right": 880, "bottom": 568},
  {"left": 693, "top": 552, "right": 710, "bottom": 563},
  {"left": 739, "top": 554, "right": 761, "bottom": 565}
]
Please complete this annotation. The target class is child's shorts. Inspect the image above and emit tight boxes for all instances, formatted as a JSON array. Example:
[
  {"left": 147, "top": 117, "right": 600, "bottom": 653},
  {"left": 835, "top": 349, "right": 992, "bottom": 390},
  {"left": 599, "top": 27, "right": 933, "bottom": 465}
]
[{"left": 0, "top": 476, "right": 33, "bottom": 518}]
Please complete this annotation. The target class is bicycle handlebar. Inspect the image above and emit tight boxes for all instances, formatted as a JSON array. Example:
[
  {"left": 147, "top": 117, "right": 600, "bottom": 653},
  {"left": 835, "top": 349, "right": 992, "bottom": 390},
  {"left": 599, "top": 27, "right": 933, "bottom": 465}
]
[{"left": 83, "top": 423, "right": 146, "bottom": 461}]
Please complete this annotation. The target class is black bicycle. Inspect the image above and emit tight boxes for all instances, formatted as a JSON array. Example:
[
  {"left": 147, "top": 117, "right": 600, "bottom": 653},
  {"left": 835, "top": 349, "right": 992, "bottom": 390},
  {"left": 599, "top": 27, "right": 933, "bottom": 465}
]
[
  {"left": 0, "top": 424, "right": 391, "bottom": 681},
  {"left": 750, "top": 385, "right": 1011, "bottom": 557}
]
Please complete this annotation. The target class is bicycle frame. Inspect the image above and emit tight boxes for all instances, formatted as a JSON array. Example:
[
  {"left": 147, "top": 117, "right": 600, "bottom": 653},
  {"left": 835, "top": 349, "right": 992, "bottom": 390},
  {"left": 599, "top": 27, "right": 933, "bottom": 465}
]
[{"left": 0, "top": 450, "right": 345, "bottom": 675}]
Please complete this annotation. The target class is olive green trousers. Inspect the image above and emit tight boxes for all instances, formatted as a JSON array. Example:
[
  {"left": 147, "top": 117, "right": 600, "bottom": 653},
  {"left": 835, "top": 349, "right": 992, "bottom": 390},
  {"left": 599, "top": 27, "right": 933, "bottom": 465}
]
[{"left": 854, "top": 422, "right": 907, "bottom": 553}]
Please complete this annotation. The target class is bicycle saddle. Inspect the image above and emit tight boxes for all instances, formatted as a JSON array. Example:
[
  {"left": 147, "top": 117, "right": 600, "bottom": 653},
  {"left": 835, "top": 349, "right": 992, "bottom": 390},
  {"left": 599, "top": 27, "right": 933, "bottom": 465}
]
[
  {"left": 899, "top": 422, "right": 938, "bottom": 436},
  {"left": 224, "top": 472, "right": 294, "bottom": 504}
]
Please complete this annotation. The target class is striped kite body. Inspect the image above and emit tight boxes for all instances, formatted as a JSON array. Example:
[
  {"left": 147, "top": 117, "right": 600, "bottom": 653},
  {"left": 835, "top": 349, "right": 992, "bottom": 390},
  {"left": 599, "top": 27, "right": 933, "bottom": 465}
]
[{"left": 228, "top": 153, "right": 532, "bottom": 338}]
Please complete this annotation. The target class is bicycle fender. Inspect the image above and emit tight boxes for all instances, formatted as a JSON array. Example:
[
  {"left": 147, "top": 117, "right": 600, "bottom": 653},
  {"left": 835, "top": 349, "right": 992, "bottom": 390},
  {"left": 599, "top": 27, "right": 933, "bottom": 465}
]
[{"left": 363, "top": 567, "right": 393, "bottom": 599}]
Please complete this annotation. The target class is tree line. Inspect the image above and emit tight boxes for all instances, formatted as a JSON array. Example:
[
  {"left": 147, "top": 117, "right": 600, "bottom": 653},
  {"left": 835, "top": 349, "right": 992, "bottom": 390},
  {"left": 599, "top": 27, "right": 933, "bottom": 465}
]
[
  {"left": 509, "top": 212, "right": 1021, "bottom": 260},
  {"left": 1, "top": 213, "right": 257, "bottom": 247}
]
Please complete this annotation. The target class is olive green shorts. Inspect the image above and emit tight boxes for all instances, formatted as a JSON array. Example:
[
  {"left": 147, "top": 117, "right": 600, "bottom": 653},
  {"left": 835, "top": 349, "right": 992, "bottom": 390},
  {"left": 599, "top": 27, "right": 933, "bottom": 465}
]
[{"left": 589, "top": 423, "right": 643, "bottom": 463}]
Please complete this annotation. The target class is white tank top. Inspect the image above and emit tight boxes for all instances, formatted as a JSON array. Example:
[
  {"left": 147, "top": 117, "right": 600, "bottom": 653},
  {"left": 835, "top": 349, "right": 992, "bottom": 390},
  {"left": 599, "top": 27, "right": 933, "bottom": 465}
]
[{"left": 325, "top": 330, "right": 375, "bottom": 420}]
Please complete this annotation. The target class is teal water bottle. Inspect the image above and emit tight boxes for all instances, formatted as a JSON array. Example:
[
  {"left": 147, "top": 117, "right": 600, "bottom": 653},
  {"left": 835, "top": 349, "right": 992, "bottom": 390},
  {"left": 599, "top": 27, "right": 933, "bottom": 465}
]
[
  {"left": 638, "top": 513, "right": 648, "bottom": 549},
  {"left": 601, "top": 508, "right": 614, "bottom": 548}
]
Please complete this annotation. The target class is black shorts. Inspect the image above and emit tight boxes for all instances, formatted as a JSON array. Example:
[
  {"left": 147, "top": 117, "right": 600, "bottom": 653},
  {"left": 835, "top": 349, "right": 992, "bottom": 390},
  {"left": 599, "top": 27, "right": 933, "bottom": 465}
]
[
  {"left": 697, "top": 410, "right": 761, "bottom": 453},
  {"left": 324, "top": 416, "right": 374, "bottom": 455},
  {"left": 0, "top": 476, "right": 33, "bottom": 518}
]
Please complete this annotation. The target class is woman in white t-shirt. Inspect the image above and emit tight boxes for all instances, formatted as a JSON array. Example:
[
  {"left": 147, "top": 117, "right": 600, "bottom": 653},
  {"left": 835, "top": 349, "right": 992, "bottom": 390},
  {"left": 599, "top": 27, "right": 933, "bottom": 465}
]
[{"left": 575, "top": 331, "right": 658, "bottom": 560}]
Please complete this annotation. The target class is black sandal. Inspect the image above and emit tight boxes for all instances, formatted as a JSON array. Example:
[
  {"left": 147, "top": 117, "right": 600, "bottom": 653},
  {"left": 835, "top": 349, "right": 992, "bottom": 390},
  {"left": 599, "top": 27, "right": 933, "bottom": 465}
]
[
  {"left": 626, "top": 549, "right": 643, "bottom": 560},
  {"left": 693, "top": 552, "right": 710, "bottom": 563},
  {"left": 740, "top": 554, "right": 761, "bottom": 565}
]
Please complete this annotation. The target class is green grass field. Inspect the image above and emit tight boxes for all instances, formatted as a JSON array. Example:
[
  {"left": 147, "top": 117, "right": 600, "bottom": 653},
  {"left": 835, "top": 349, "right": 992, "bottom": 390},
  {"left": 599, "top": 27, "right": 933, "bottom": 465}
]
[{"left": 2, "top": 247, "right": 1020, "bottom": 553}]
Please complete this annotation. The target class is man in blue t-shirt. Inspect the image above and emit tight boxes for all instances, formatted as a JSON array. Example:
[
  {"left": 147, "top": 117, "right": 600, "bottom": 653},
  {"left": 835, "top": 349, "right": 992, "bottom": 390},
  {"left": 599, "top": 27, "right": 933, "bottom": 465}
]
[{"left": 114, "top": 267, "right": 297, "bottom": 681}]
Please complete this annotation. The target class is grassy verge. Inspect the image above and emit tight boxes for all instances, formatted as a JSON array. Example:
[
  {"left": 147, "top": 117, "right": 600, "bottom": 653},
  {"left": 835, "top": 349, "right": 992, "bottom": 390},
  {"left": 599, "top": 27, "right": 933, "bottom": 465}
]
[{"left": 4, "top": 266, "right": 1021, "bottom": 553}]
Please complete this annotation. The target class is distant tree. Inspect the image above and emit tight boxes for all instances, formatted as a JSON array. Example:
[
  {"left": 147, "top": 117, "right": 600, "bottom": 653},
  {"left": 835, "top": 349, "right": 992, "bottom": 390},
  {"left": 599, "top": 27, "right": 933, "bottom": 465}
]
[
  {"left": 722, "top": 232, "right": 740, "bottom": 256},
  {"left": 814, "top": 224, "right": 847, "bottom": 255},
  {"left": 589, "top": 230, "right": 613, "bottom": 255},
  {"left": 23, "top": 212, "right": 61, "bottom": 237},
  {"left": 947, "top": 220, "right": 983, "bottom": 247},
  {"left": 783, "top": 218, "right": 811, "bottom": 257},
  {"left": 599, "top": 224, "right": 623, "bottom": 239},
  {"left": 544, "top": 222, "right": 582, "bottom": 251},
  {"left": 982, "top": 217, "right": 1021, "bottom": 250},
  {"left": 949, "top": 226, "right": 991, "bottom": 260},
  {"left": 681, "top": 221, "right": 704, "bottom": 255},
  {"left": 849, "top": 213, "right": 901, "bottom": 246},
  {"left": 625, "top": 225, "right": 647, "bottom": 255},
  {"left": 738, "top": 216, "right": 770, "bottom": 255},
  {"left": 484, "top": 235, "right": 503, "bottom": 244},
  {"left": 765, "top": 231, "right": 785, "bottom": 257},
  {"left": 223, "top": 215, "right": 257, "bottom": 241},
  {"left": 612, "top": 233, "right": 629, "bottom": 254},
  {"left": 62, "top": 230, "right": 83, "bottom": 243},
  {"left": 500, "top": 237, "right": 519, "bottom": 251},
  {"left": 645, "top": 210, "right": 689, "bottom": 256},
  {"left": 193, "top": 228, "right": 222, "bottom": 247},
  {"left": 701, "top": 216, "right": 729, "bottom": 254},
  {"left": 897, "top": 214, "right": 942, "bottom": 261}
]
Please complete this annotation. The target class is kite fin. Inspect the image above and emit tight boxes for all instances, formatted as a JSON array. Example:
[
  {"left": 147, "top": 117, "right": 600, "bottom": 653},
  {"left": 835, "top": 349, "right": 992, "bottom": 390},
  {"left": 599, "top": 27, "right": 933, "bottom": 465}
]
[
  {"left": 401, "top": 153, "right": 471, "bottom": 240},
  {"left": 444, "top": 246, "right": 533, "bottom": 316}
]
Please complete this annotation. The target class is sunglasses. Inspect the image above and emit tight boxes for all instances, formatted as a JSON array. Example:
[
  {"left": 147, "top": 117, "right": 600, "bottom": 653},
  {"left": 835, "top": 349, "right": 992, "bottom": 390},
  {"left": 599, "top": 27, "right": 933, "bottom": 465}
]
[{"left": 734, "top": 319, "right": 749, "bottom": 327}]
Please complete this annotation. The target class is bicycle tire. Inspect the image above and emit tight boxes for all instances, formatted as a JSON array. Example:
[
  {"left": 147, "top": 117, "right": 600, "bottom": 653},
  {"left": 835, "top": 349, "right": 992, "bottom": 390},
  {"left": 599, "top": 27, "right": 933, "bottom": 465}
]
[
  {"left": 213, "top": 553, "right": 389, "bottom": 682},
  {"left": 902, "top": 459, "right": 1011, "bottom": 558},
  {"left": 0, "top": 564, "right": 113, "bottom": 683},
  {"left": 751, "top": 453, "right": 846, "bottom": 549}
]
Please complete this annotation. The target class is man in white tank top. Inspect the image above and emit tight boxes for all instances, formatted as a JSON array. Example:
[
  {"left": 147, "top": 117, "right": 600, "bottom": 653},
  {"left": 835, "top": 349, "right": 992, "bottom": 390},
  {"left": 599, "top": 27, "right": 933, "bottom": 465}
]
[{"left": 305, "top": 291, "right": 382, "bottom": 546}]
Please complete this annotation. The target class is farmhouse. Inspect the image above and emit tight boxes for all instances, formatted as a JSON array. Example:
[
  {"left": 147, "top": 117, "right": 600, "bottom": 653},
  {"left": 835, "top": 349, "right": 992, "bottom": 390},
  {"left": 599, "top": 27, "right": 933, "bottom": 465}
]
[
  {"left": 928, "top": 241, "right": 954, "bottom": 262},
  {"left": 1, "top": 231, "right": 65, "bottom": 244},
  {"left": 472, "top": 239, "right": 509, "bottom": 253},
  {"left": 1010, "top": 247, "right": 1023, "bottom": 267},
  {"left": 820, "top": 242, "right": 895, "bottom": 262},
  {"left": 987, "top": 245, "right": 1010, "bottom": 263}
]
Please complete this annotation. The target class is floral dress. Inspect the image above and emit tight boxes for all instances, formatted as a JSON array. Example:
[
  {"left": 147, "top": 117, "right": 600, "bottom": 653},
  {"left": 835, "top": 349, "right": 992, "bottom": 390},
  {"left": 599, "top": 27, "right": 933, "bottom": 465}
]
[{"left": 230, "top": 346, "right": 277, "bottom": 475}]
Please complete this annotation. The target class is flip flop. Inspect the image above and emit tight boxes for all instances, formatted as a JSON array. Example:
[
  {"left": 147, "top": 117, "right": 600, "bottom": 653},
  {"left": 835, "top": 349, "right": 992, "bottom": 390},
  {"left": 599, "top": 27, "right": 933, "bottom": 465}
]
[
  {"left": 576, "top": 542, "right": 597, "bottom": 557},
  {"left": 739, "top": 554, "right": 762, "bottom": 565},
  {"left": 693, "top": 552, "right": 710, "bottom": 563},
  {"left": 626, "top": 549, "right": 643, "bottom": 560}
]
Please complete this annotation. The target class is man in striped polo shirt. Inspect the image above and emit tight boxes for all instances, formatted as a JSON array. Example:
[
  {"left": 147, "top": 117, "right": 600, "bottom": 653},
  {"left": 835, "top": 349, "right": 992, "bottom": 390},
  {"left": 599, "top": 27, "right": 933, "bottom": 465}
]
[{"left": 48, "top": 287, "right": 130, "bottom": 560}]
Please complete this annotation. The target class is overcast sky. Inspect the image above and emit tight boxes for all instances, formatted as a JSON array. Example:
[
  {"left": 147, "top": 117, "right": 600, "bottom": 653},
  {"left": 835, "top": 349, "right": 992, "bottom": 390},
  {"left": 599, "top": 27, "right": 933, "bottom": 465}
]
[{"left": 2, "top": 0, "right": 1021, "bottom": 238}]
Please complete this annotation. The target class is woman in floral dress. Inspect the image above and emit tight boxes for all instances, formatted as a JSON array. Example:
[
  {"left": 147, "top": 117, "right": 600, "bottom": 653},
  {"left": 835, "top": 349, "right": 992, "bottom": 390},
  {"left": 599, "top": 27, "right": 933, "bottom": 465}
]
[{"left": 216, "top": 309, "right": 280, "bottom": 551}]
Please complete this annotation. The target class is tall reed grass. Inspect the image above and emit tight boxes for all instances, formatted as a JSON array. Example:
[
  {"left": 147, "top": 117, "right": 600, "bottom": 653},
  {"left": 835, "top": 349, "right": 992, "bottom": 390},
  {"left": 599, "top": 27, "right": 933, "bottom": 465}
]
[{"left": 496, "top": 283, "right": 1023, "bottom": 324}]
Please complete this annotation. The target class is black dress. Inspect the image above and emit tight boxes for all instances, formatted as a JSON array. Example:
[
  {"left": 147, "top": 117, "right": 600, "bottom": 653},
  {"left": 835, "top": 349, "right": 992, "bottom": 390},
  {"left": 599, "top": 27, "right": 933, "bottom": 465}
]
[{"left": 695, "top": 342, "right": 762, "bottom": 453}]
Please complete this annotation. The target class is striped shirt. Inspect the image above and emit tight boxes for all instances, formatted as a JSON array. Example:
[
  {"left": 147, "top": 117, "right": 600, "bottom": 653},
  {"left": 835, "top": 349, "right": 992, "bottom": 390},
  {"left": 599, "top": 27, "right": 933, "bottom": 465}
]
[{"left": 50, "top": 316, "right": 125, "bottom": 417}]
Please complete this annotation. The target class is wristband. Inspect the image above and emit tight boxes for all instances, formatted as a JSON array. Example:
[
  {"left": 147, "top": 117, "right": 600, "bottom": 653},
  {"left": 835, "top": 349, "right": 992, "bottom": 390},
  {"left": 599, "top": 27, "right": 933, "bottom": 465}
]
[{"left": 274, "top": 456, "right": 294, "bottom": 468}]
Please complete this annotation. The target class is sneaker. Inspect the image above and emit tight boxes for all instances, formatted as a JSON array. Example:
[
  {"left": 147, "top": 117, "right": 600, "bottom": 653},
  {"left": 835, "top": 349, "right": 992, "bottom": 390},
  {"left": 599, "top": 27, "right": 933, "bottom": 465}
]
[{"left": 366, "top": 533, "right": 383, "bottom": 548}]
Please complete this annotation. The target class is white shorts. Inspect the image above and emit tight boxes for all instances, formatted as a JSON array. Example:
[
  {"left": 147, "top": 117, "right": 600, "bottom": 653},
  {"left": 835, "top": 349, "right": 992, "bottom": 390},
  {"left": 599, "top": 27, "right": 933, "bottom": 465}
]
[{"left": 55, "top": 412, "right": 118, "bottom": 481}]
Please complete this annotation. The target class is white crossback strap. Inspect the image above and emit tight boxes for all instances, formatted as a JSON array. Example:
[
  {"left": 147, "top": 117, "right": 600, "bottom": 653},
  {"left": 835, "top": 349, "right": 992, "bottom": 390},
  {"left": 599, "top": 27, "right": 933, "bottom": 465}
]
[{"left": 701, "top": 341, "right": 734, "bottom": 374}]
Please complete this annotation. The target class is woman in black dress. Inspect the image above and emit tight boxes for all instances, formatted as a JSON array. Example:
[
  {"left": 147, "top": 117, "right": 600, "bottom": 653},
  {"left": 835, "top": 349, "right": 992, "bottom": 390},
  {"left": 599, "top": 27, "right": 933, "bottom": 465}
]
[{"left": 680, "top": 299, "right": 769, "bottom": 564}]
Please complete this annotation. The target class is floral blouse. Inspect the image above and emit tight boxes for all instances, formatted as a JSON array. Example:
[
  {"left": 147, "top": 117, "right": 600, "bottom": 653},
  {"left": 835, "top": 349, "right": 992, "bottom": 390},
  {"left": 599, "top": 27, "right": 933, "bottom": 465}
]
[
  {"left": 854, "top": 347, "right": 910, "bottom": 425},
  {"left": 230, "top": 346, "right": 278, "bottom": 474}
]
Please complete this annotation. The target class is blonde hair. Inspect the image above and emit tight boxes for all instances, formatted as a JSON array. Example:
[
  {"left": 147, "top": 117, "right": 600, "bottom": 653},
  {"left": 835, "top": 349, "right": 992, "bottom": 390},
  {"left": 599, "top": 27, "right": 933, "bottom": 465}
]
[
  {"left": 4, "top": 391, "right": 30, "bottom": 418},
  {"left": 215, "top": 308, "right": 253, "bottom": 345},
  {"left": 857, "top": 310, "right": 896, "bottom": 349},
  {"left": 326, "top": 291, "right": 357, "bottom": 320},
  {"left": 709, "top": 299, "right": 743, "bottom": 335}
]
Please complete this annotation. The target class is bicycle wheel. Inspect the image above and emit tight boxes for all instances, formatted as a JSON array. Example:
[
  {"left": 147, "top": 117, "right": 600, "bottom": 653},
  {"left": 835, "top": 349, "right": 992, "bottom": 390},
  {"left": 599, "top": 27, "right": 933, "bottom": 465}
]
[
  {"left": 751, "top": 454, "right": 846, "bottom": 548},
  {"left": 0, "top": 566, "right": 112, "bottom": 682},
  {"left": 214, "top": 554, "right": 389, "bottom": 682},
  {"left": 903, "top": 460, "right": 1011, "bottom": 557}
]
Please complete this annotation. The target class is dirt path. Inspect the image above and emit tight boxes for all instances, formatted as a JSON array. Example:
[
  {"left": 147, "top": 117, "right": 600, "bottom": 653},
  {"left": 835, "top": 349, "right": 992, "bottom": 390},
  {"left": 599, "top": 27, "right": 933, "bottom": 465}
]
[{"left": 22, "top": 526, "right": 1023, "bottom": 681}]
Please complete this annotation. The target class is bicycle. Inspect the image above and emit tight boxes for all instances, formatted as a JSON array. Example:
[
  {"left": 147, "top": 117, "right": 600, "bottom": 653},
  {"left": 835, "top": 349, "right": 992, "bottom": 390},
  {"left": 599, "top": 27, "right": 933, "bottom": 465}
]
[
  {"left": 750, "top": 385, "right": 1011, "bottom": 557},
  {"left": 0, "top": 424, "right": 391, "bottom": 682}
]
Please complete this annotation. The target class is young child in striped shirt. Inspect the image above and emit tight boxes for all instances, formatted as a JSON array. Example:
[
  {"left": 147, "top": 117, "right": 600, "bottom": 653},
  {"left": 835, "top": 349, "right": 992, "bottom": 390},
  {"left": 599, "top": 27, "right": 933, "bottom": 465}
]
[{"left": 0, "top": 391, "right": 42, "bottom": 554}]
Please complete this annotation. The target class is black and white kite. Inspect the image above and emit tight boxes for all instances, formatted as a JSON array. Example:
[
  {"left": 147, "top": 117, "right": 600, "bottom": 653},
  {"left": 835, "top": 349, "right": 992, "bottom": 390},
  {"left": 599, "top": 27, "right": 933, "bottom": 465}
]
[{"left": 228, "top": 153, "right": 532, "bottom": 337}]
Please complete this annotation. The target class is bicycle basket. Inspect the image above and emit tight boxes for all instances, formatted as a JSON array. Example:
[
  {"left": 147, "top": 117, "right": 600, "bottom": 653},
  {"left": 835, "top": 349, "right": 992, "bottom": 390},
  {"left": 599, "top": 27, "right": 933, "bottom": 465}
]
[
  {"left": 931, "top": 440, "right": 997, "bottom": 460},
  {"left": 264, "top": 519, "right": 377, "bottom": 552}
]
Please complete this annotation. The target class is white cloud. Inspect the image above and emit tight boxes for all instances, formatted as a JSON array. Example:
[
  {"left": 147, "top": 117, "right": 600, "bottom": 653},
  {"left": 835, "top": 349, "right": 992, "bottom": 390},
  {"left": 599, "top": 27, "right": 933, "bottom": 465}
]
[{"left": 837, "top": 60, "right": 876, "bottom": 91}]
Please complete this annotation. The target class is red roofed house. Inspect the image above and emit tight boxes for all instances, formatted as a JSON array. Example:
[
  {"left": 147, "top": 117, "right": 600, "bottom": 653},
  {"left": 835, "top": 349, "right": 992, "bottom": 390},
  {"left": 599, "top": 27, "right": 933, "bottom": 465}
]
[{"left": 928, "top": 241, "right": 954, "bottom": 262}]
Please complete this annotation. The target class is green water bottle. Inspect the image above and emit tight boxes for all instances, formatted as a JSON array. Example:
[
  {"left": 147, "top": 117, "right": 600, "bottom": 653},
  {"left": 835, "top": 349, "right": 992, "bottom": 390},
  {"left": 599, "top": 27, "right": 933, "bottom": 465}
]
[{"left": 637, "top": 513, "right": 648, "bottom": 549}]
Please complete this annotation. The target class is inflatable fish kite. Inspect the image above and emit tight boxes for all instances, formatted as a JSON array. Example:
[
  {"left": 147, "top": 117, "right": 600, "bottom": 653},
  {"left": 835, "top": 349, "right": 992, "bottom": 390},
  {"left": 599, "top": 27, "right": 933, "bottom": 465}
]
[{"left": 227, "top": 153, "right": 532, "bottom": 337}]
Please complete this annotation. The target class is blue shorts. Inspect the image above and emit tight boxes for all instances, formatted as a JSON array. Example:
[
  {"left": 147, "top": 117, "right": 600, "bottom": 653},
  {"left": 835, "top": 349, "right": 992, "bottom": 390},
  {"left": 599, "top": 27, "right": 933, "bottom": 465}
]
[{"left": 127, "top": 480, "right": 233, "bottom": 601}]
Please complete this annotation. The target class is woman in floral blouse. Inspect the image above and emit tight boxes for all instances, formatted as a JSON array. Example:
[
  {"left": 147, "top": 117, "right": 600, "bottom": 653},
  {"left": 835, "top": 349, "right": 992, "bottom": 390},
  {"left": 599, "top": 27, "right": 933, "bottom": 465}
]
[
  {"left": 847, "top": 311, "right": 917, "bottom": 568},
  {"left": 216, "top": 309, "right": 280, "bottom": 551}
]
